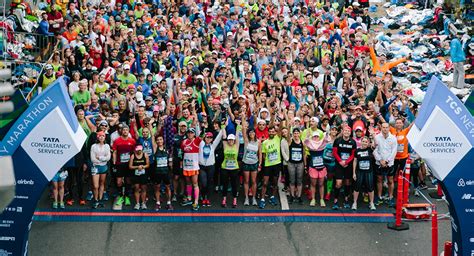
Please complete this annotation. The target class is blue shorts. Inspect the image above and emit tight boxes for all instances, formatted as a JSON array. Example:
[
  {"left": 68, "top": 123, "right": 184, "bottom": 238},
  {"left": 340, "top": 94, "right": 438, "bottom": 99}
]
[
  {"left": 91, "top": 165, "right": 108, "bottom": 175},
  {"left": 51, "top": 170, "right": 68, "bottom": 182}
]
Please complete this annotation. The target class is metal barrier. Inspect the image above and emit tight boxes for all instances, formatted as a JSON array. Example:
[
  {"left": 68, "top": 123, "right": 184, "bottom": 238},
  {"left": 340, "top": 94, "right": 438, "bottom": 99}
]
[{"left": 9, "top": 32, "right": 55, "bottom": 63}]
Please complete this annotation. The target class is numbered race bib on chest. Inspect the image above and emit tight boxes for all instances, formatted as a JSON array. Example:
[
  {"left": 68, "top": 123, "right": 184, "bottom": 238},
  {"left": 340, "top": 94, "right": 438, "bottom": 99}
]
[
  {"left": 324, "top": 150, "right": 333, "bottom": 159},
  {"left": 359, "top": 160, "right": 370, "bottom": 170},
  {"left": 135, "top": 169, "right": 145, "bottom": 176},
  {"left": 268, "top": 151, "right": 278, "bottom": 162},
  {"left": 245, "top": 151, "right": 257, "bottom": 161},
  {"left": 120, "top": 153, "right": 130, "bottom": 163},
  {"left": 156, "top": 157, "right": 168, "bottom": 167},
  {"left": 312, "top": 156, "right": 324, "bottom": 167},
  {"left": 225, "top": 160, "right": 237, "bottom": 169},
  {"left": 397, "top": 143, "right": 404, "bottom": 153},
  {"left": 291, "top": 149, "right": 302, "bottom": 161},
  {"left": 341, "top": 152, "right": 350, "bottom": 161}
]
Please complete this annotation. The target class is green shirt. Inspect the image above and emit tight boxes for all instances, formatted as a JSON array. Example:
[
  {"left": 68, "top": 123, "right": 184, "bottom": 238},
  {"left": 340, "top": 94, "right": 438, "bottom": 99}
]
[
  {"left": 222, "top": 143, "right": 239, "bottom": 170},
  {"left": 117, "top": 73, "right": 138, "bottom": 90},
  {"left": 72, "top": 90, "right": 91, "bottom": 106},
  {"left": 262, "top": 136, "right": 282, "bottom": 167}
]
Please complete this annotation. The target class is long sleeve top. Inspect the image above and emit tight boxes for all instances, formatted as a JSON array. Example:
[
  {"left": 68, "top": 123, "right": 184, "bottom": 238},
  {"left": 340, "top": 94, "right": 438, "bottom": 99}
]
[
  {"left": 373, "top": 133, "right": 397, "bottom": 166},
  {"left": 90, "top": 143, "right": 111, "bottom": 166},
  {"left": 198, "top": 130, "right": 223, "bottom": 166}
]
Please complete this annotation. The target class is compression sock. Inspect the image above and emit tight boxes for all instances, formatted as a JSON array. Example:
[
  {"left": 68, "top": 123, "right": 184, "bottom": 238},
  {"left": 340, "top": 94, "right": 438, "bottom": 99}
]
[
  {"left": 344, "top": 185, "right": 351, "bottom": 199},
  {"left": 186, "top": 185, "right": 192, "bottom": 200},
  {"left": 327, "top": 179, "right": 333, "bottom": 194}
]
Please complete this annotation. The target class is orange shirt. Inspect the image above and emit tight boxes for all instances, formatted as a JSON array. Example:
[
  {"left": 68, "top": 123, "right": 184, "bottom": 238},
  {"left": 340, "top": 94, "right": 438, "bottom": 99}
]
[
  {"left": 390, "top": 127, "right": 410, "bottom": 159},
  {"left": 63, "top": 30, "right": 78, "bottom": 43}
]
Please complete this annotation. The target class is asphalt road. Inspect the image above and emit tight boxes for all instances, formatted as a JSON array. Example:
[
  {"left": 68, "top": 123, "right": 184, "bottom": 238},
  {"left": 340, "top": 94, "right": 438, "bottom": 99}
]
[{"left": 29, "top": 219, "right": 451, "bottom": 256}]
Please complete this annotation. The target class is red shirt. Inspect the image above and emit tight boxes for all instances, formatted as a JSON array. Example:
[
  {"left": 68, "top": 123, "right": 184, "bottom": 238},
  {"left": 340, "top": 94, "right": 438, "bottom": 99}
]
[
  {"left": 112, "top": 137, "right": 136, "bottom": 164},
  {"left": 256, "top": 127, "right": 269, "bottom": 141},
  {"left": 47, "top": 11, "right": 63, "bottom": 33}
]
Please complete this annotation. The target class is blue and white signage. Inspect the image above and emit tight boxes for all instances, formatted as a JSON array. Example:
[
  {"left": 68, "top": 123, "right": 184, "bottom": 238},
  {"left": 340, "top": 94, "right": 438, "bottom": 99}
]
[
  {"left": 408, "top": 77, "right": 474, "bottom": 256},
  {"left": 0, "top": 78, "right": 86, "bottom": 255}
]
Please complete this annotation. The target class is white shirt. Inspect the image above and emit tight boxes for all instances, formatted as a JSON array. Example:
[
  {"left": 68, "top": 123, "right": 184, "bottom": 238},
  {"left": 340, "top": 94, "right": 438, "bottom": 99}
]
[
  {"left": 373, "top": 132, "right": 398, "bottom": 167},
  {"left": 198, "top": 130, "right": 223, "bottom": 166}
]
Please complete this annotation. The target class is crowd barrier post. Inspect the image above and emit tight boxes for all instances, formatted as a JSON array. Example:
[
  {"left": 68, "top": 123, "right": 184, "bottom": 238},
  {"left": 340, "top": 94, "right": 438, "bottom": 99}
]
[
  {"left": 431, "top": 205, "right": 438, "bottom": 256},
  {"left": 387, "top": 173, "right": 409, "bottom": 231},
  {"left": 403, "top": 158, "right": 411, "bottom": 205},
  {"left": 429, "top": 183, "right": 444, "bottom": 199}
]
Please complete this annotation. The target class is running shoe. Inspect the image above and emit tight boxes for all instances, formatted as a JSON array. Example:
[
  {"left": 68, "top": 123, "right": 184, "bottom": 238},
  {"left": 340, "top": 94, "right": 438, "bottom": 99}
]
[
  {"left": 79, "top": 200, "right": 86, "bottom": 206},
  {"left": 269, "top": 196, "right": 278, "bottom": 206},
  {"left": 99, "top": 201, "right": 105, "bottom": 208},
  {"left": 309, "top": 199, "right": 316, "bottom": 207},
  {"left": 66, "top": 199, "right": 74, "bottom": 206},
  {"left": 201, "top": 199, "right": 207, "bottom": 207},
  {"left": 192, "top": 203, "right": 199, "bottom": 211},
  {"left": 252, "top": 197, "right": 258, "bottom": 206},
  {"left": 155, "top": 203, "right": 161, "bottom": 211},
  {"left": 343, "top": 201, "right": 350, "bottom": 209},
  {"left": 141, "top": 203, "right": 147, "bottom": 210},
  {"left": 369, "top": 203, "right": 376, "bottom": 211},
  {"left": 171, "top": 195, "right": 177, "bottom": 202},
  {"left": 232, "top": 198, "right": 237, "bottom": 208},
  {"left": 387, "top": 198, "right": 395, "bottom": 208},
  {"left": 86, "top": 191, "right": 93, "bottom": 201},
  {"left": 124, "top": 197, "right": 131, "bottom": 206},
  {"left": 52, "top": 202, "right": 58, "bottom": 209},
  {"left": 351, "top": 203, "right": 357, "bottom": 211},
  {"left": 258, "top": 199, "right": 266, "bottom": 209},
  {"left": 92, "top": 201, "right": 99, "bottom": 209},
  {"left": 374, "top": 197, "right": 383, "bottom": 206},
  {"left": 59, "top": 202, "right": 65, "bottom": 209},
  {"left": 134, "top": 203, "right": 140, "bottom": 210},
  {"left": 166, "top": 204, "right": 174, "bottom": 210},
  {"left": 332, "top": 203, "right": 340, "bottom": 210},
  {"left": 324, "top": 193, "right": 331, "bottom": 201},
  {"left": 181, "top": 199, "right": 192, "bottom": 206},
  {"left": 320, "top": 199, "right": 326, "bottom": 208},
  {"left": 206, "top": 200, "right": 212, "bottom": 207},
  {"left": 363, "top": 194, "right": 369, "bottom": 203},
  {"left": 244, "top": 198, "right": 250, "bottom": 206},
  {"left": 115, "top": 196, "right": 124, "bottom": 206},
  {"left": 221, "top": 198, "right": 227, "bottom": 208},
  {"left": 103, "top": 192, "right": 109, "bottom": 201}
]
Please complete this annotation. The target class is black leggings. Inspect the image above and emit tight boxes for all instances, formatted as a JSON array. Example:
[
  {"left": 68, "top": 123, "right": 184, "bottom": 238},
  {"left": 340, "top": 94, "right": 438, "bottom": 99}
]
[
  {"left": 199, "top": 165, "right": 215, "bottom": 198},
  {"left": 411, "top": 167, "right": 420, "bottom": 188},
  {"left": 67, "top": 166, "right": 85, "bottom": 200},
  {"left": 221, "top": 169, "right": 238, "bottom": 198}
]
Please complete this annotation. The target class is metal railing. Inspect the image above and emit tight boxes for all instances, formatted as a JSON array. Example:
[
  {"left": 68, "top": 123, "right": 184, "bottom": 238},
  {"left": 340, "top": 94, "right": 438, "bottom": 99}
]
[{"left": 8, "top": 32, "right": 55, "bottom": 63}]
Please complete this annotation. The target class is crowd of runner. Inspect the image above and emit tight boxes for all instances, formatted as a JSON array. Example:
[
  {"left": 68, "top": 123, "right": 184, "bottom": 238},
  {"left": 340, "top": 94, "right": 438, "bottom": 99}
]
[{"left": 43, "top": 0, "right": 462, "bottom": 211}]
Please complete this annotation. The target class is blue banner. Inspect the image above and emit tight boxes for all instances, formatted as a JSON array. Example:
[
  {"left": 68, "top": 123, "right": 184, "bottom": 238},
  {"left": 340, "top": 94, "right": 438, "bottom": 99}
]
[
  {"left": 0, "top": 78, "right": 86, "bottom": 256},
  {"left": 408, "top": 77, "right": 474, "bottom": 256}
]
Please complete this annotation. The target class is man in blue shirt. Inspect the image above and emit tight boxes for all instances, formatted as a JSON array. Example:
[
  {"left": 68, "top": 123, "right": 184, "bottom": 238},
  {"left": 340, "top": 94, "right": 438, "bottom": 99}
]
[{"left": 450, "top": 33, "right": 466, "bottom": 89}]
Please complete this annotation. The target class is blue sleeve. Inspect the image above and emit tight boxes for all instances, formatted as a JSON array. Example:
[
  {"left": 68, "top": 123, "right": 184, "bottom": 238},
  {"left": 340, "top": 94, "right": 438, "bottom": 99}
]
[
  {"left": 405, "top": 105, "right": 415, "bottom": 123},
  {"left": 380, "top": 97, "right": 397, "bottom": 122}
]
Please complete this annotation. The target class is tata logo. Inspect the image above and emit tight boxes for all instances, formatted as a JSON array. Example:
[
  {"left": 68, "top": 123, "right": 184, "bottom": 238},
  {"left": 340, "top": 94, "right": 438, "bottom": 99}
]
[
  {"left": 462, "top": 194, "right": 472, "bottom": 200},
  {"left": 434, "top": 137, "right": 451, "bottom": 141},
  {"left": 43, "top": 137, "right": 59, "bottom": 142}
]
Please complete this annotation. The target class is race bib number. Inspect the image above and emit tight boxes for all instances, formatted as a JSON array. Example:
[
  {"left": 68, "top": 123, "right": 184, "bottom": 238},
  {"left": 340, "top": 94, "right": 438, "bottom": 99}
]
[
  {"left": 59, "top": 171, "right": 68, "bottom": 179},
  {"left": 341, "top": 152, "right": 350, "bottom": 161},
  {"left": 225, "top": 160, "right": 237, "bottom": 169},
  {"left": 183, "top": 158, "right": 195, "bottom": 169},
  {"left": 143, "top": 148, "right": 152, "bottom": 156},
  {"left": 91, "top": 166, "right": 98, "bottom": 175},
  {"left": 120, "top": 153, "right": 130, "bottom": 163},
  {"left": 359, "top": 160, "right": 370, "bottom": 170},
  {"left": 268, "top": 151, "right": 278, "bottom": 162},
  {"left": 291, "top": 149, "right": 302, "bottom": 161},
  {"left": 312, "top": 156, "right": 324, "bottom": 167},
  {"left": 156, "top": 157, "right": 168, "bottom": 168},
  {"left": 135, "top": 169, "right": 145, "bottom": 176},
  {"left": 325, "top": 150, "right": 333, "bottom": 159},
  {"left": 397, "top": 143, "right": 404, "bottom": 153},
  {"left": 245, "top": 151, "right": 258, "bottom": 161},
  {"left": 376, "top": 71, "right": 384, "bottom": 78}
]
